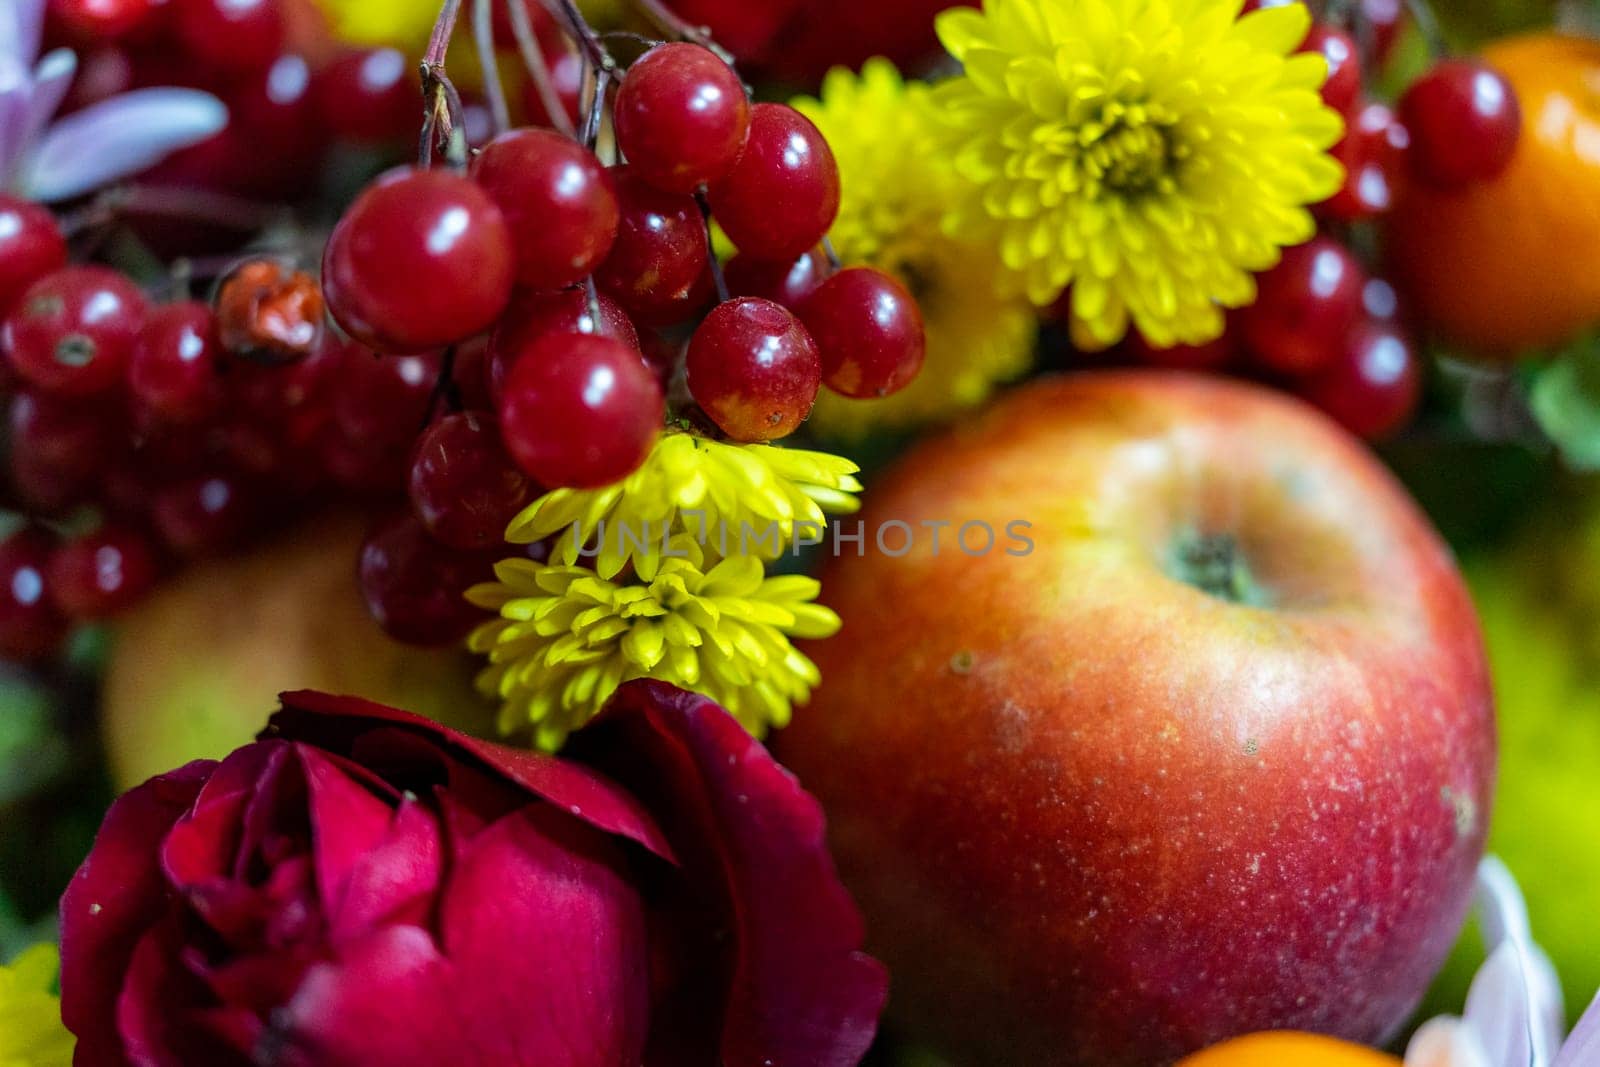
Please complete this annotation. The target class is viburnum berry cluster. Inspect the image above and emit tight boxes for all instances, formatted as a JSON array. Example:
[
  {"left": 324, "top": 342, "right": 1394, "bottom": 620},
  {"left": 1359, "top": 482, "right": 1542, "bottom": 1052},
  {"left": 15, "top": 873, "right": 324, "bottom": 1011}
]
[
  {"left": 0, "top": 241, "right": 460, "bottom": 662},
  {"left": 1119, "top": 0, "right": 1523, "bottom": 443},
  {"left": 318, "top": 3, "right": 926, "bottom": 648}
]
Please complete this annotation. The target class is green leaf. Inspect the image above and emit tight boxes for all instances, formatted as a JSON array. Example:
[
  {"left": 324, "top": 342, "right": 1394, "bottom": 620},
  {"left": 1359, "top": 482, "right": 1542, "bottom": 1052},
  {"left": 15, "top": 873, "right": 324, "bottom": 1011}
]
[{"left": 1530, "top": 343, "right": 1600, "bottom": 471}]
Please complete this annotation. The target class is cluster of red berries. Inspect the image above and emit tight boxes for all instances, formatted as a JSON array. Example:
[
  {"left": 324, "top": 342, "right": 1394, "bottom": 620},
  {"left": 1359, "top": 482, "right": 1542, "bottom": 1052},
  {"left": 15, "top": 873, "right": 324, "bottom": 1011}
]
[
  {"left": 1125, "top": 0, "right": 1523, "bottom": 442},
  {"left": 320, "top": 40, "right": 925, "bottom": 639},
  {"left": 0, "top": 220, "right": 451, "bottom": 662},
  {"left": 47, "top": 0, "right": 421, "bottom": 213}
]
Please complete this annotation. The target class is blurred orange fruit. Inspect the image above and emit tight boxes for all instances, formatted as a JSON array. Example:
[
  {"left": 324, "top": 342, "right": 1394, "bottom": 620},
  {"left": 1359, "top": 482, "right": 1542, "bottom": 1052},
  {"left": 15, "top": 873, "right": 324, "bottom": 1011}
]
[
  {"left": 1385, "top": 34, "right": 1600, "bottom": 358},
  {"left": 1177, "top": 1031, "right": 1402, "bottom": 1066}
]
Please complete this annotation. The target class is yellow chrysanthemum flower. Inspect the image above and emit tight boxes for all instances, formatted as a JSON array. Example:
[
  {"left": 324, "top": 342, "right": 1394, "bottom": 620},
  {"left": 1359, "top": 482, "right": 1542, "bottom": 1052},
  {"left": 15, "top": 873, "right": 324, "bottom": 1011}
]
[
  {"left": 0, "top": 945, "right": 73, "bottom": 1067},
  {"left": 467, "top": 539, "right": 840, "bottom": 749},
  {"left": 930, "top": 0, "right": 1345, "bottom": 348},
  {"left": 795, "top": 60, "right": 1038, "bottom": 438},
  {"left": 505, "top": 431, "right": 862, "bottom": 580}
]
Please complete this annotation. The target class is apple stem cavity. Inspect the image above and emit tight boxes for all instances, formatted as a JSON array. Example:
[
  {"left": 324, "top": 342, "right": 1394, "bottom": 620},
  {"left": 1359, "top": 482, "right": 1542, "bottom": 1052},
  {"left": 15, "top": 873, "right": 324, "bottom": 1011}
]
[{"left": 1167, "top": 531, "right": 1269, "bottom": 607}]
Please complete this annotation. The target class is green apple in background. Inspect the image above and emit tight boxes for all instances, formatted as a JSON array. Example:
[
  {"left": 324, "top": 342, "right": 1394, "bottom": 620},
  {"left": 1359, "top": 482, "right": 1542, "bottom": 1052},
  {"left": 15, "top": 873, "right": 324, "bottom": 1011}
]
[
  {"left": 1424, "top": 492, "right": 1600, "bottom": 1021},
  {"left": 102, "top": 514, "right": 489, "bottom": 792}
]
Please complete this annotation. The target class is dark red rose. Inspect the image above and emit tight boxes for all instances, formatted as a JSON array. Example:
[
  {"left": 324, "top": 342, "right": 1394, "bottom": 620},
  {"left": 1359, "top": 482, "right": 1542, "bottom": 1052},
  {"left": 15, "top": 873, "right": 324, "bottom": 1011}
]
[{"left": 60, "top": 681, "right": 886, "bottom": 1066}]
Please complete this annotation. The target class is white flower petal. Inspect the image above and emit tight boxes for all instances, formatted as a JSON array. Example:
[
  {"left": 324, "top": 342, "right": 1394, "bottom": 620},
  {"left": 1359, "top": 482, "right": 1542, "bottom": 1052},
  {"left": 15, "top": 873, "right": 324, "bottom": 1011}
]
[
  {"left": 1470, "top": 856, "right": 1565, "bottom": 1065},
  {"left": 1556, "top": 991, "right": 1600, "bottom": 1067},
  {"left": 20, "top": 87, "right": 228, "bottom": 202},
  {"left": 1406, "top": 1016, "right": 1493, "bottom": 1067}
]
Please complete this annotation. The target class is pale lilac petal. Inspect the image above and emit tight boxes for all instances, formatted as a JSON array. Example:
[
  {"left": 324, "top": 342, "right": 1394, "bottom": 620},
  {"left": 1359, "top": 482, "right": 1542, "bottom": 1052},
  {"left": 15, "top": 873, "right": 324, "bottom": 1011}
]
[
  {"left": 1, "top": 0, "right": 46, "bottom": 66},
  {"left": 1470, "top": 856, "right": 1565, "bottom": 1063},
  {"left": 0, "top": 77, "right": 29, "bottom": 185},
  {"left": 20, "top": 87, "right": 228, "bottom": 202},
  {"left": 1406, "top": 1017, "right": 1493, "bottom": 1067},
  {"left": 1555, "top": 991, "right": 1600, "bottom": 1067},
  {"left": 18, "top": 49, "right": 77, "bottom": 165},
  {"left": 1465, "top": 942, "right": 1540, "bottom": 1067}
]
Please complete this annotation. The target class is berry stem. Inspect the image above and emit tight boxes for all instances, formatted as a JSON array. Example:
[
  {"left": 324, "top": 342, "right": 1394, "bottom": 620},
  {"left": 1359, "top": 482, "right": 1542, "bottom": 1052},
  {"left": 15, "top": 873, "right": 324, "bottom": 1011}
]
[
  {"left": 580, "top": 66, "right": 611, "bottom": 149},
  {"left": 472, "top": 0, "right": 511, "bottom": 137},
  {"left": 1402, "top": 0, "right": 1446, "bottom": 58},
  {"left": 821, "top": 235, "right": 842, "bottom": 272},
  {"left": 629, "top": 0, "right": 734, "bottom": 64},
  {"left": 59, "top": 184, "right": 285, "bottom": 236},
  {"left": 546, "top": 0, "right": 610, "bottom": 70},
  {"left": 696, "top": 191, "right": 730, "bottom": 303},
  {"left": 424, "top": 343, "right": 465, "bottom": 427},
  {"left": 419, "top": 0, "right": 470, "bottom": 168},
  {"left": 508, "top": 0, "right": 576, "bottom": 138}
]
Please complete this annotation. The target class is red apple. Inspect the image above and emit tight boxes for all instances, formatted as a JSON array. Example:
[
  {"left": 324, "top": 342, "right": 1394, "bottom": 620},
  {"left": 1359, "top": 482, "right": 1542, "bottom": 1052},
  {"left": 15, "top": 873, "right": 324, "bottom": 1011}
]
[{"left": 777, "top": 373, "right": 1495, "bottom": 1065}]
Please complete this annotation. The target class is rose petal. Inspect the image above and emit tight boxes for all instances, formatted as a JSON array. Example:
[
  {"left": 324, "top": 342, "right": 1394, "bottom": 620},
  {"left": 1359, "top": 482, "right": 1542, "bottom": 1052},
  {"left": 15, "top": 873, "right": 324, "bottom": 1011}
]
[
  {"left": 60, "top": 761, "right": 215, "bottom": 1067},
  {"left": 269, "top": 806, "right": 650, "bottom": 1066},
  {"left": 19, "top": 87, "right": 227, "bottom": 202},
  {"left": 270, "top": 690, "right": 675, "bottom": 862},
  {"left": 162, "top": 741, "right": 285, "bottom": 891},
  {"left": 298, "top": 744, "right": 399, "bottom": 916},
  {"left": 1557, "top": 990, "right": 1600, "bottom": 1067},
  {"left": 328, "top": 795, "right": 444, "bottom": 944},
  {"left": 116, "top": 914, "right": 251, "bottom": 1066},
  {"left": 576, "top": 679, "right": 889, "bottom": 1067}
]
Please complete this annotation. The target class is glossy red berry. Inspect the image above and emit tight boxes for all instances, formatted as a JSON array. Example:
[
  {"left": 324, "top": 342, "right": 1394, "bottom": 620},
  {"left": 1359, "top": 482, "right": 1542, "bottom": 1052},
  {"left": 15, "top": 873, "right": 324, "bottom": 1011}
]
[
  {"left": 323, "top": 168, "right": 516, "bottom": 353},
  {"left": 725, "top": 251, "right": 822, "bottom": 308},
  {"left": 614, "top": 43, "right": 750, "bottom": 194},
  {"left": 1322, "top": 102, "right": 1409, "bottom": 221},
  {"left": 1400, "top": 60, "right": 1522, "bottom": 190},
  {"left": 1302, "top": 26, "right": 1361, "bottom": 116},
  {"left": 799, "top": 267, "right": 925, "bottom": 399},
  {"left": 173, "top": 0, "right": 286, "bottom": 75},
  {"left": 4, "top": 266, "right": 147, "bottom": 396},
  {"left": 498, "top": 332, "right": 663, "bottom": 488},
  {"left": 151, "top": 471, "right": 258, "bottom": 556},
  {"left": 6, "top": 392, "right": 121, "bottom": 513},
  {"left": 0, "top": 526, "right": 70, "bottom": 664},
  {"left": 409, "top": 411, "right": 536, "bottom": 550},
  {"left": 129, "top": 301, "right": 223, "bottom": 423},
  {"left": 1239, "top": 237, "right": 1365, "bottom": 376},
  {"left": 47, "top": 524, "right": 159, "bottom": 619},
  {"left": 358, "top": 512, "right": 495, "bottom": 646},
  {"left": 473, "top": 129, "right": 621, "bottom": 291},
  {"left": 48, "top": 0, "right": 160, "bottom": 40},
  {"left": 1300, "top": 321, "right": 1421, "bottom": 440},
  {"left": 687, "top": 298, "right": 820, "bottom": 441},
  {"left": 707, "top": 103, "right": 839, "bottom": 261},
  {"left": 332, "top": 347, "right": 442, "bottom": 452},
  {"left": 0, "top": 196, "right": 68, "bottom": 319},
  {"left": 594, "top": 167, "right": 710, "bottom": 322},
  {"left": 488, "top": 288, "right": 639, "bottom": 405},
  {"left": 315, "top": 48, "right": 418, "bottom": 143}
]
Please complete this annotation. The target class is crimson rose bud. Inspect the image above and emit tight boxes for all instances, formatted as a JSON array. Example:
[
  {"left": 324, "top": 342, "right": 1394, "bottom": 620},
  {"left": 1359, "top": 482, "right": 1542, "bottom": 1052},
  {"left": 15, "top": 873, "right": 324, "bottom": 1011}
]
[{"left": 60, "top": 681, "right": 886, "bottom": 1066}]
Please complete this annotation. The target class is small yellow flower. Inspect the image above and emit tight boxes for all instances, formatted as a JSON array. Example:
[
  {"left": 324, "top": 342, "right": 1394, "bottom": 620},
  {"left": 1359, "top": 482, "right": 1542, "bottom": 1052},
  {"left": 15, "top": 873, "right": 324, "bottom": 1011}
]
[
  {"left": 505, "top": 431, "right": 861, "bottom": 580},
  {"left": 0, "top": 944, "right": 73, "bottom": 1067},
  {"left": 467, "top": 539, "right": 839, "bottom": 749},
  {"left": 795, "top": 60, "right": 1037, "bottom": 438},
  {"left": 930, "top": 0, "right": 1345, "bottom": 349}
]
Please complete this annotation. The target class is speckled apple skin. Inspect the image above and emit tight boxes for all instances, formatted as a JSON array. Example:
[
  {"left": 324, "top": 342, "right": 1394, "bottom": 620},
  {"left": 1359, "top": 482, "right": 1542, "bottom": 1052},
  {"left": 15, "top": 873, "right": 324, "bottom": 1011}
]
[{"left": 776, "top": 372, "right": 1495, "bottom": 1066}]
